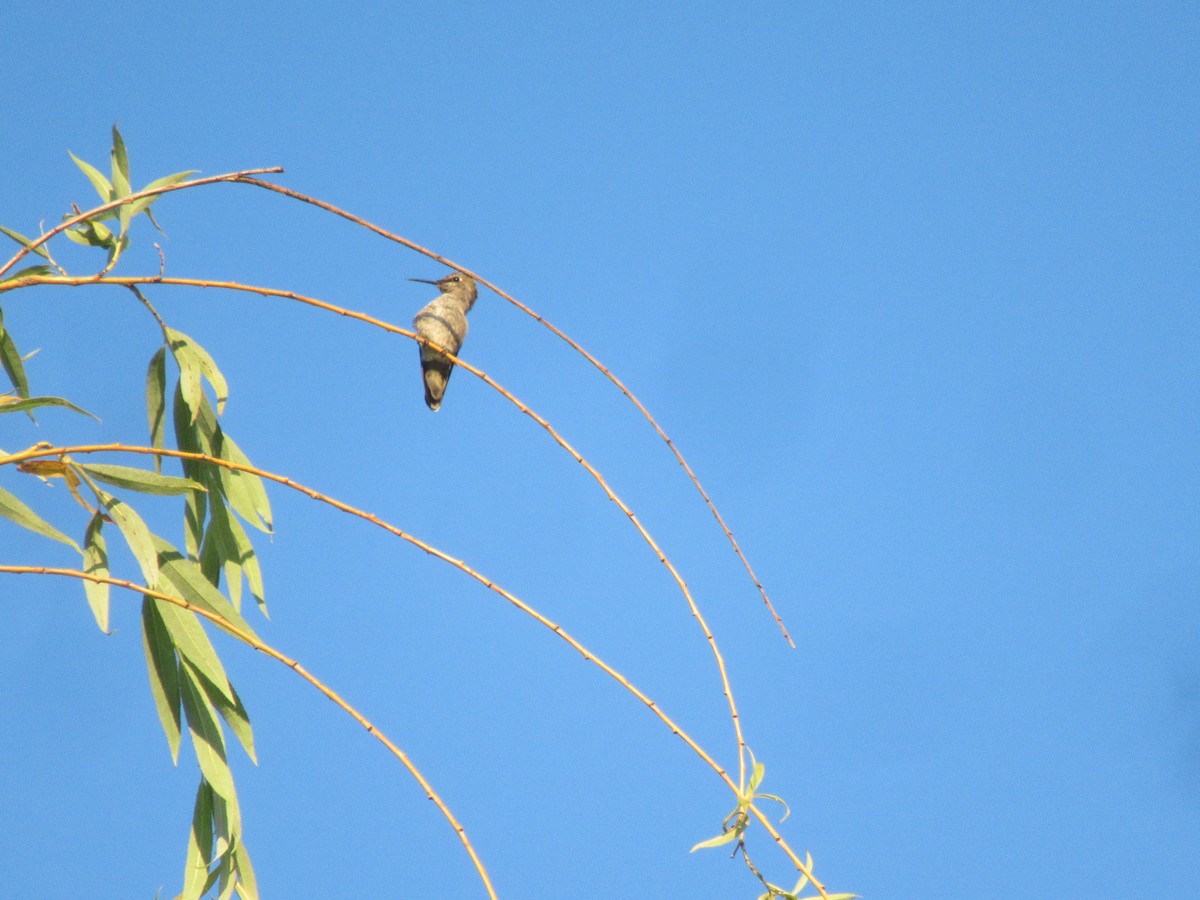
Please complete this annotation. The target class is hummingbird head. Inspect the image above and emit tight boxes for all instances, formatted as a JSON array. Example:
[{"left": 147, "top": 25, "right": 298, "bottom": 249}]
[{"left": 409, "top": 272, "right": 478, "bottom": 307}]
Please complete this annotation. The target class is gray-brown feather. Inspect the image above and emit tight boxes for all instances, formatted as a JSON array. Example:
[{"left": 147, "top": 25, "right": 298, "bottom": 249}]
[{"left": 413, "top": 298, "right": 469, "bottom": 411}]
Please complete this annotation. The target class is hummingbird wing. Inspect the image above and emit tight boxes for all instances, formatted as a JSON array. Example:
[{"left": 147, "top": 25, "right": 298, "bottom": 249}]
[{"left": 413, "top": 300, "right": 469, "bottom": 411}]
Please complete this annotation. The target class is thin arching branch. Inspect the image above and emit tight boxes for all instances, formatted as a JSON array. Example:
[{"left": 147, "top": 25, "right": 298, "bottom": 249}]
[
  {"left": 1, "top": 442, "right": 827, "bottom": 895},
  {"left": 3, "top": 273, "right": 750, "bottom": 787},
  {"left": 0, "top": 167, "right": 284, "bottom": 281},
  {"left": 235, "top": 177, "right": 793, "bottom": 648},
  {"left": 0, "top": 563, "right": 499, "bottom": 900}
]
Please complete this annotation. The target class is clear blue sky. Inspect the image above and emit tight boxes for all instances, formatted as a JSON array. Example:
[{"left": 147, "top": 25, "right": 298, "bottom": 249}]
[{"left": 2, "top": 3, "right": 1197, "bottom": 898}]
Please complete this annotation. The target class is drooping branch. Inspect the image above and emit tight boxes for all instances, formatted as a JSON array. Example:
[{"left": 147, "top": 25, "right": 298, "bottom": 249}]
[
  {"left": 0, "top": 167, "right": 284, "bottom": 281},
  {"left": 0, "top": 563, "right": 499, "bottom": 900},
  {"left": 235, "top": 178, "right": 792, "bottom": 648},
  {"left": 4, "top": 274, "right": 750, "bottom": 787},
  {"left": 1, "top": 441, "right": 828, "bottom": 895}
]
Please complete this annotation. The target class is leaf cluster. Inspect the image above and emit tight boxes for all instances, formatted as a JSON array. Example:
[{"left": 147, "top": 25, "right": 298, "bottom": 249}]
[{"left": 0, "top": 129, "right": 271, "bottom": 900}]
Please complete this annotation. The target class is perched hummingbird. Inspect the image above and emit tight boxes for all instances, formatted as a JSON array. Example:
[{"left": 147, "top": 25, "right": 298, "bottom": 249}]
[{"left": 409, "top": 271, "right": 479, "bottom": 411}]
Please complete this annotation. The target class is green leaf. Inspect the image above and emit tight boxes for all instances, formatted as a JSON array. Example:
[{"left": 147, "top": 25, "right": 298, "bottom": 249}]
[
  {"left": 63, "top": 225, "right": 95, "bottom": 247},
  {"left": 0, "top": 225, "right": 51, "bottom": 260},
  {"left": 82, "top": 512, "right": 110, "bottom": 633},
  {"left": 0, "top": 265, "right": 54, "bottom": 284},
  {"left": 172, "top": 383, "right": 213, "bottom": 556},
  {"left": 99, "top": 491, "right": 160, "bottom": 587},
  {"left": 156, "top": 597, "right": 237, "bottom": 707},
  {"left": 755, "top": 791, "right": 790, "bottom": 821},
  {"left": 183, "top": 780, "right": 216, "bottom": 899},
  {"left": 0, "top": 482, "right": 80, "bottom": 549},
  {"left": 154, "top": 536, "right": 259, "bottom": 641},
  {"left": 104, "top": 232, "right": 129, "bottom": 270},
  {"left": 232, "top": 841, "right": 258, "bottom": 900},
  {"left": 141, "top": 598, "right": 183, "bottom": 762},
  {"left": 64, "top": 218, "right": 116, "bottom": 250},
  {"left": 69, "top": 150, "right": 114, "bottom": 201},
  {"left": 179, "top": 662, "right": 235, "bottom": 801},
  {"left": 168, "top": 328, "right": 229, "bottom": 418},
  {"left": 127, "top": 169, "right": 199, "bottom": 221},
  {"left": 0, "top": 307, "right": 30, "bottom": 398},
  {"left": 189, "top": 662, "right": 256, "bottom": 765},
  {"left": 232, "top": 513, "right": 266, "bottom": 614},
  {"left": 690, "top": 828, "right": 742, "bottom": 852},
  {"left": 747, "top": 756, "right": 765, "bottom": 794},
  {"left": 0, "top": 394, "right": 99, "bottom": 419},
  {"left": 78, "top": 462, "right": 204, "bottom": 496},
  {"left": 200, "top": 500, "right": 266, "bottom": 614},
  {"left": 111, "top": 127, "right": 133, "bottom": 236},
  {"left": 146, "top": 346, "right": 166, "bottom": 472},
  {"left": 216, "top": 432, "right": 272, "bottom": 533}
]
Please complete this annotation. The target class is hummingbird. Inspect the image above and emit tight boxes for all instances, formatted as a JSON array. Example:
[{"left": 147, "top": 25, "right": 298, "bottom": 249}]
[{"left": 409, "top": 271, "right": 479, "bottom": 411}]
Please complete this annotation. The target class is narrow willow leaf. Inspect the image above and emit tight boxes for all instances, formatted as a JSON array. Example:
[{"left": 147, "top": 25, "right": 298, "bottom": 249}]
[
  {"left": 63, "top": 225, "right": 97, "bottom": 247},
  {"left": 748, "top": 758, "right": 765, "bottom": 794},
  {"left": 155, "top": 598, "right": 236, "bottom": 706},
  {"left": 78, "top": 462, "right": 204, "bottom": 496},
  {"left": 69, "top": 151, "right": 113, "bottom": 201},
  {"left": 0, "top": 482, "right": 80, "bottom": 549},
  {"left": 199, "top": 519, "right": 225, "bottom": 588},
  {"left": 184, "top": 487, "right": 208, "bottom": 561},
  {"left": 110, "top": 126, "right": 131, "bottom": 204},
  {"left": 221, "top": 680, "right": 256, "bottom": 764},
  {"left": 0, "top": 264, "right": 54, "bottom": 284},
  {"left": 154, "top": 536, "right": 259, "bottom": 641},
  {"left": 173, "top": 338, "right": 204, "bottom": 425},
  {"left": 0, "top": 225, "right": 51, "bottom": 260},
  {"left": 142, "top": 598, "right": 183, "bottom": 762},
  {"left": 82, "top": 512, "right": 110, "bottom": 633},
  {"left": 227, "top": 509, "right": 266, "bottom": 614},
  {"left": 0, "top": 307, "right": 30, "bottom": 397},
  {"left": 127, "top": 169, "right": 199, "bottom": 220},
  {"left": 183, "top": 780, "right": 216, "bottom": 899},
  {"left": 179, "top": 663, "right": 235, "bottom": 801},
  {"left": 99, "top": 491, "right": 159, "bottom": 587},
  {"left": 189, "top": 661, "right": 256, "bottom": 765},
  {"left": 212, "top": 784, "right": 243, "bottom": 859},
  {"left": 0, "top": 395, "right": 98, "bottom": 418},
  {"left": 90, "top": 219, "right": 114, "bottom": 245},
  {"left": 690, "top": 828, "right": 742, "bottom": 852},
  {"left": 167, "top": 328, "right": 229, "bottom": 416},
  {"left": 202, "top": 500, "right": 262, "bottom": 613},
  {"left": 146, "top": 346, "right": 166, "bottom": 472},
  {"left": 112, "top": 129, "right": 133, "bottom": 237},
  {"left": 104, "top": 233, "right": 129, "bottom": 271},
  {"left": 232, "top": 842, "right": 258, "bottom": 900},
  {"left": 216, "top": 433, "right": 272, "bottom": 533}
]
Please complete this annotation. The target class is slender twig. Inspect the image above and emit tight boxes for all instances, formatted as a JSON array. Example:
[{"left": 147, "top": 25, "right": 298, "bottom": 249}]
[
  {"left": 0, "top": 563, "right": 499, "bottom": 900},
  {"left": 0, "top": 167, "right": 284, "bottom": 281},
  {"left": 2, "top": 273, "right": 749, "bottom": 788},
  {"left": 1, "top": 441, "right": 828, "bottom": 896},
  {"left": 235, "top": 177, "right": 793, "bottom": 648}
]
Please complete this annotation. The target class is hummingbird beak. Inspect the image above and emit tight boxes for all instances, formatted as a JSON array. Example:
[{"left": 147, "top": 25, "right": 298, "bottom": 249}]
[{"left": 408, "top": 278, "right": 440, "bottom": 285}]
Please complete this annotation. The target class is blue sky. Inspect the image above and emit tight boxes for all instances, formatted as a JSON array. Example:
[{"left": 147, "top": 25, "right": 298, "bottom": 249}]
[{"left": 2, "top": 3, "right": 1198, "bottom": 897}]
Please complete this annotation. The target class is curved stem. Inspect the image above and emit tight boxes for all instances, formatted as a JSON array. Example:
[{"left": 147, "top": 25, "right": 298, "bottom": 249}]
[
  {"left": 0, "top": 563, "right": 499, "bottom": 900},
  {"left": 236, "top": 178, "right": 792, "bottom": 647},
  {"left": 0, "top": 168, "right": 283, "bottom": 281},
  {"left": 3, "top": 274, "right": 748, "bottom": 787}
]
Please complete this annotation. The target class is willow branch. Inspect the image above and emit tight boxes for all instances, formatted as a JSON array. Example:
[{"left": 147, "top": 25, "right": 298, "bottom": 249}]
[
  {"left": 0, "top": 167, "right": 284, "bottom": 281},
  {"left": 2, "top": 274, "right": 748, "bottom": 787},
  {"left": 1, "top": 443, "right": 732, "bottom": 781},
  {"left": 3, "top": 442, "right": 826, "bottom": 893},
  {"left": 0, "top": 563, "right": 498, "bottom": 900},
  {"left": 235, "top": 178, "right": 792, "bottom": 648}
]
